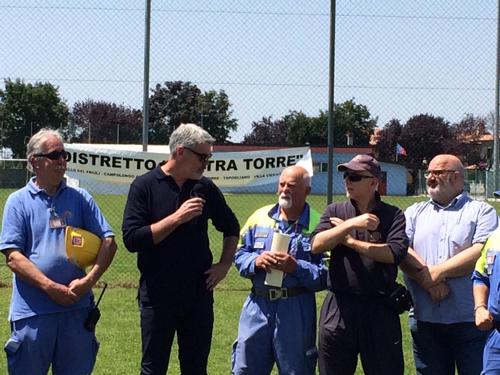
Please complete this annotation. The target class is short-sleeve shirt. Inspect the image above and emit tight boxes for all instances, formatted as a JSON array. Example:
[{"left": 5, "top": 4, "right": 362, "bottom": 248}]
[
  {"left": 0, "top": 178, "right": 114, "bottom": 322},
  {"left": 405, "top": 192, "right": 498, "bottom": 323}
]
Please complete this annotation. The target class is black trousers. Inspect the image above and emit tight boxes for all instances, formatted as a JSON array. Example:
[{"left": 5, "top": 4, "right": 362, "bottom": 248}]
[
  {"left": 318, "top": 292, "right": 404, "bottom": 375},
  {"left": 140, "top": 295, "right": 214, "bottom": 375}
]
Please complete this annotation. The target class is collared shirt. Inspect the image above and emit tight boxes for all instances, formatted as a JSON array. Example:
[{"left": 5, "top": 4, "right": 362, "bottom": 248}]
[
  {"left": 122, "top": 163, "right": 240, "bottom": 306},
  {"left": 311, "top": 196, "right": 408, "bottom": 296},
  {"left": 234, "top": 203, "right": 327, "bottom": 292},
  {"left": 0, "top": 177, "right": 114, "bottom": 321},
  {"left": 405, "top": 192, "right": 498, "bottom": 323}
]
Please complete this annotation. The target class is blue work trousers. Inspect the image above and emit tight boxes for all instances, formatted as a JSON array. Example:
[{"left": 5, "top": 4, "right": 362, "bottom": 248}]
[
  {"left": 4, "top": 308, "right": 98, "bottom": 375},
  {"left": 232, "top": 293, "right": 318, "bottom": 375}
]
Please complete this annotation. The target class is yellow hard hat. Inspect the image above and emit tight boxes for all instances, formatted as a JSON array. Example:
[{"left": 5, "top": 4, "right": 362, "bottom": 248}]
[{"left": 65, "top": 226, "right": 101, "bottom": 269}]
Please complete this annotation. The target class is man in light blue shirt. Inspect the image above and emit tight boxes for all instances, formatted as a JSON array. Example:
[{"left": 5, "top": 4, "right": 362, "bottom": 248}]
[
  {"left": 401, "top": 154, "right": 498, "bottom": 375},
  {"left": 0, "top": 128, "right": 116, "bottom": 375}
]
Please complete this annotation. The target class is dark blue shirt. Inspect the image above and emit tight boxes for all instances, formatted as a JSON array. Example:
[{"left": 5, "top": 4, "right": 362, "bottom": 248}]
[{"left": 122, "top": 163, "right": 240, "bottom": 305}]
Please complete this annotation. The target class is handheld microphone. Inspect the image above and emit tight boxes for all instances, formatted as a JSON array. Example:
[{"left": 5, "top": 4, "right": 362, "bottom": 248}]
[
  {"left": 190, "top": 182, "right": 206, "bottom": 200},
  {"left": 190, "top": 182, "right": 206, "bottom": 224}
]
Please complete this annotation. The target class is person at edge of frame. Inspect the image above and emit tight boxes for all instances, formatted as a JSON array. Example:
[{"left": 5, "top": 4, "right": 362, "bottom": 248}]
[{"left": 0, "top": 128, "right": 117, "bottom": 375}]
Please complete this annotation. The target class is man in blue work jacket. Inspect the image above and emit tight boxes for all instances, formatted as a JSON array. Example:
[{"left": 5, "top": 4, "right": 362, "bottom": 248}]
[
  {"left": 473, "top": 230, "right": 500, "bottom": 374},
  {"left": 232, "top": 165, "right": 327, "bottom": 375}
]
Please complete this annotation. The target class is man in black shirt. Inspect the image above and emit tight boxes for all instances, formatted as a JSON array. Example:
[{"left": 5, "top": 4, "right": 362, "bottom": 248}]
[
  {"left": 311, "top": 154, "right": 408, "bottom": 375},
  {"left": 122, "top": 123, "right": 240, "bottom": 375}
]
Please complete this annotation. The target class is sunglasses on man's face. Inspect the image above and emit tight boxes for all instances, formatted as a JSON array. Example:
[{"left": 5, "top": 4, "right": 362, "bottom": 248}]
[
  {"left": 343, "top": 172, "right": 374, "bottom": 182},
  {"left": 184, "top": 146, "right": 212, "bottom": 163},
  {"left": 34, "top": 150, "right": 69, "bottom": 161}
]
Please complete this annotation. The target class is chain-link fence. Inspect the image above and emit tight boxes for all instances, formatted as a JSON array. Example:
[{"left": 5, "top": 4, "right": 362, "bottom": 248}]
[{"left": 1, "top": 1, "right": 499, "bottom": 288}]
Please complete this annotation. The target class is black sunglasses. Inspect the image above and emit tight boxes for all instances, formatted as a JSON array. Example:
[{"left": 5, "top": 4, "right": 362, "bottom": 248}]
[
  {"left": 184, "top": 146, "right": 212, "bottom": 163},
  {"left": 343, "top": 172, "right": 374, "bottom": 182},
  {"left": 34, "top": 150, "right": 69, "bottom": 161}
]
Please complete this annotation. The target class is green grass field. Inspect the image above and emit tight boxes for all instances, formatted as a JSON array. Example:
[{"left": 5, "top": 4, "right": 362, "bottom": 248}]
[
  {"left": 0, "top": 191, "right": 498, "bottom": 374},
  {"left": 0, "top": 288, "right": 416, "bottom": 374}
]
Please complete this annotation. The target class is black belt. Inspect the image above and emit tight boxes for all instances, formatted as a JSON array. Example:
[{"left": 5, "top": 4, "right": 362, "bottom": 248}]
[{"left": 251, "top": 287, "right": 308, "bottom": 301}]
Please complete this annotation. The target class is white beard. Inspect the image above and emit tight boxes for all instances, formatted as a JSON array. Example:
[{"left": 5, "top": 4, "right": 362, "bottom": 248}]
[{"left": 279, "top": 195, "right": 293, "bottom": 209}]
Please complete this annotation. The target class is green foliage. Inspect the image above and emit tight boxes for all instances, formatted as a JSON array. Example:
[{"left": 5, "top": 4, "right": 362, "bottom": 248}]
[
  {"left": 148, "top": 81, "right": 238, "bottom": 144},
  {"left": 333, "top": 99, "right": 377, "bottom": 146},
  {"left": 243, "top": 99, "right": 377, "bottom": 147},
  {"left": 0, "top": 79, "right": 69, "bottom": 157},
  {"left": 68, "top": 100, "right": 142, "bottom": 144}
]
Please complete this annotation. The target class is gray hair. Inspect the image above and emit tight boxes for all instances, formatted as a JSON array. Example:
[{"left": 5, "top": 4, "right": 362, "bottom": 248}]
[
  {"left": 169, "top": 123, "right": 215, "bottom": 156},
  {"left": 27, "top": 128, "right": 64, "bottom": 172}
]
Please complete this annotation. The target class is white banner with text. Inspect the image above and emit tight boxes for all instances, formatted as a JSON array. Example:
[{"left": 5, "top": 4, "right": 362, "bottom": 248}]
[{"left": 64, "top": 144, "right": 312, "bottom": 194}]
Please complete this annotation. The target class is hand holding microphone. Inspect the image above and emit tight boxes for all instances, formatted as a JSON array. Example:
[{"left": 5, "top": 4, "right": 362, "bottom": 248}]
[{"left": 186, "top": 182, "right": 206, "bottom": 225}]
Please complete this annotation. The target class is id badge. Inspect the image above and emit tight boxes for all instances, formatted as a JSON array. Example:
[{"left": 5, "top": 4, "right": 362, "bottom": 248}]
[
  {"left": 49, "top": 208, "right": 66, "bottom": 229},
  {"left": 486, "top": 249, "right": 496, "bottom": 275}
]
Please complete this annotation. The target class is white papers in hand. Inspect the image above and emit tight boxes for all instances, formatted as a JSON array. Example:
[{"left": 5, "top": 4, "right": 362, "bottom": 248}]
[{"left": 264, "top": 232, "right": 291, "bottom": 287}]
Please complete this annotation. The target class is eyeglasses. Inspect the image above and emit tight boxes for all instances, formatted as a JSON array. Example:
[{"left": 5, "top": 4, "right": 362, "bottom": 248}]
[
  {"left": 184, "top": 147, "right": 212, "bottom": 163},
  {"left": 343, "top": 172, "right": 374, "bottom": 182},
  {"left": 424, "top": 170, "right": 457, "bottom": 179},
  {"left": 33, "top": 150, "right": 69, "bottom": 161}
]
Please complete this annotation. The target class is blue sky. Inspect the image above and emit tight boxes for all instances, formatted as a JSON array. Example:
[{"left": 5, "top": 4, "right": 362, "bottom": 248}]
[{"left": 1, "top": 1, "right": 497, "bottom": 142}]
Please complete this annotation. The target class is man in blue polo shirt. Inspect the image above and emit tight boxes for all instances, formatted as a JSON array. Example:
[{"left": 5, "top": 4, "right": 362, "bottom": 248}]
[
  {"left": 401, "top": 154, "right": 498, "bottom": 375},
  {"left": 0, "top": 128, "right": 116, "bottom": 375}
]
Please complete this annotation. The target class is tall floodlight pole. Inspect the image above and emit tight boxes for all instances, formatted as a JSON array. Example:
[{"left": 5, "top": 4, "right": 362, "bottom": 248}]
[
  {"left": 142, "top": 0, "right": 151, "bottom": 152},
  {"left": 327, "top": 0, "right": 336, "bottom": 204},
  {"left": 494, "top": 0, "right": 500, "bottom": 193}
]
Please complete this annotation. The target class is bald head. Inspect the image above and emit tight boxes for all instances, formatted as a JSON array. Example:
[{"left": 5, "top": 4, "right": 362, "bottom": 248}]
[
  {"left": 428, "top": 154, "right": 464, "bottom": 177},
  {"left": 427, "top": 154, "right": 465, "bottom": 204},
  {"left": 281, "top": 165, "right": 311, "bottom": 187},
  {"left": 277, "top": 165, "right": 311, "bottom": 214}
]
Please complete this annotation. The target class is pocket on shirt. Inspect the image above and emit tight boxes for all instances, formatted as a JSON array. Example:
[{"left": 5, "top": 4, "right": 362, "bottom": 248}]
[{"left": 449, "top": 221, "right": 475, "bottom": 255}]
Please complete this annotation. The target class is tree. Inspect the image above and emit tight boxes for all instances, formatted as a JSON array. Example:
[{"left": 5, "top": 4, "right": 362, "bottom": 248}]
[
  {"left": 242, "top": 99, "right": 377, "bottom": 147},
  {"left": 449, "top": 113, "right": 489, "bottom": 165},
  {"left": 0, "top": 79, "right": 69, "bottom": 157},
  {"left": 333, "top": 99, "right": 377, "bottom": 146},
  {"left": 376, "top": 119, "right": 403, "bottom": 162},
  {"left": 242, "top": 116, "right": 287, "bottom": 145},
  {"left": 148, "top": 81, "right": 238, "bottom": 144},
  {"left": 68, "top": 100, "right": 142, "bottom": 144},
  {"left": 196, "top": 90, "right": 238, "bottom": 143},
  {"left": 399, "top": 114, "right": 454, "bottom": 169},
  {"left": 285, "top": 110, "right": 328, "bottom": 146}
]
